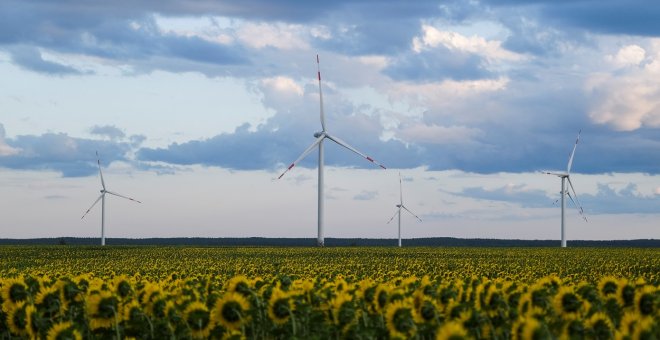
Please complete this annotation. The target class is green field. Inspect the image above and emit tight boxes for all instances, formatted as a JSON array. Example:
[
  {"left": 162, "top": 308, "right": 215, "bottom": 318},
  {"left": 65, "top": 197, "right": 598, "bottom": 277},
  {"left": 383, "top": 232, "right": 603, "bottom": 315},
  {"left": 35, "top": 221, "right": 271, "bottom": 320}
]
[{"left": 1, "top": 246, "right": 658, "bottom": 339}]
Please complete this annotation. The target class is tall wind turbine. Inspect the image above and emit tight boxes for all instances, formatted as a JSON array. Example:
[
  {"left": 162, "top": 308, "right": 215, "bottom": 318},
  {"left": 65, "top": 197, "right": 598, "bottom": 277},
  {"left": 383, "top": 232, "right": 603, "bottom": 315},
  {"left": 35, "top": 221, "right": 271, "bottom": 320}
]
[
  {"left": 277, "top": 55, "right": 386, "bottom": 247},
  {"left": 81, "top": 152, "right": 141, "bottom": 246},
  {"left": 544, "top": 130, "right": 587, "bottom": 247},
  {"left": 387, "top": 172, "right": 422, "bottom": 247}
]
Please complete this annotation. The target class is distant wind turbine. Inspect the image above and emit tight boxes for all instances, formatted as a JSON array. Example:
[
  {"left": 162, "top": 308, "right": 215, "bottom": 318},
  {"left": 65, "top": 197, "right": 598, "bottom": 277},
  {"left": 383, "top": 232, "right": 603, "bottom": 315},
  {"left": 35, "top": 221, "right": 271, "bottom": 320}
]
[
  {"left": 81, "top": 152, "right": 141, "bottom": 246},
  {"left": 544, "top": 130, "right": 587, "bottom": 247},
  {"left": 277, "top": 55, "right": 386, "bottom": 247},
  {"left": 387, "top": 172, "right": 422, "bottom": 247}
]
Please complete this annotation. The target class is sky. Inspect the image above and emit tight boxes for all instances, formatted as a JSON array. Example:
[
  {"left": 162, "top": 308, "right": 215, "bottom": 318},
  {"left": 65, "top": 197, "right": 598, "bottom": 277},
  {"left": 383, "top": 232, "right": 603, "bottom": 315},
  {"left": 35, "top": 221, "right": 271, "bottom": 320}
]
[{"left": 1, "top": 0, "right": 659, "bottom": 241}]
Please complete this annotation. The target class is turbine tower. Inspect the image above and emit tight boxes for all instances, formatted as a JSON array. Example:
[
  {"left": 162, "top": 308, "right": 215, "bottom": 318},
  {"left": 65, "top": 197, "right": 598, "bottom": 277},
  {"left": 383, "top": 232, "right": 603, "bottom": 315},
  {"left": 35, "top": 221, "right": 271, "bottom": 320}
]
[
  {"left": 81, "top": 152, "right": 141, "bottom": 246},
  {"left": 544, "top": 130, "right": 587, "bottom": 247},
  {"left": 387, "top": 172, "right": 422, "bottom": 247},
  {"left": 278, "top": 55, "right": 386, "bottom": 247}
]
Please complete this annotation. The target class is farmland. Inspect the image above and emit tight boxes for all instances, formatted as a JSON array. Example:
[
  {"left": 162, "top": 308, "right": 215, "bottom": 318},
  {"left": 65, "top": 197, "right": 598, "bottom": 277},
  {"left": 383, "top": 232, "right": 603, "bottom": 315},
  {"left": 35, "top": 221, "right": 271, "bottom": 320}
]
[{"left": 1, "top": 246, "right": 658, "bottom": 338}]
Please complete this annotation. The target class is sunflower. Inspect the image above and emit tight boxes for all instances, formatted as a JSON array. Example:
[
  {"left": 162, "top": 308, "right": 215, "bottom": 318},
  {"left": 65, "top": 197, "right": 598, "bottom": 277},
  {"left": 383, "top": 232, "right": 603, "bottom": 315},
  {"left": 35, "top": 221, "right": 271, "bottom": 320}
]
[
  {"left": 385, "top": 299, "right": 417, "bottom": 339},
  {"left": 615, "top": 279, "right": 635, "bottom": 308},
  {"left": 521, "top": 317, "right": 549, "bottom": 340},
  {"left": 6, "top": 301, "right": 30, "bottom": 336},
  {"left": 184, "top": 301, "right": 213, "bottom": 339},
  {"left": 560, "top": 318, "right": 584, "bottom": 340},
  {"left": 373, "top": 284, "right": 390, "bottom": 314},
  {"left": 598, "top": 276, "right": 619, "bottom": 298},
  {"left": 1, "top": 277, "right": 29, "bottom": 310},
  {"left": 618, "top": 311, "right": 637, "bottom": 336},
  {"left": 415, "top": 297, "right": 438, "bottom": 325},
  {"left": 35, "top": 284, "right": 63, "bottom": 315},
  {"left": 586, "top": 312, "right": 614, "bottom": 339},
  {"left": 268, "top": 288, "right": 292, "bottom": 325},
  {"left": 122, "top": 300, "right": 143, "bottom": 324},
  {"left": 435, "top": 321, "right": 469, "bottom": 340},
  {"left": 113, "top": 275, "right": 133, "bottom": 299},
  {"left": 212, "top": 292, "right": 251, "bottom": 331},
  {"left": 330, "top": 292, "right": 357, "bottom": 333},
  {"left": 226, "top": 275, "right": 252, "bottom": 297},
  {"left": 86, "top": 290, "right": 119, "bottom": 330},
  {"left": 631, "top": 316, "right": 656, "bottom": 340},
  {"left": 46, "top": 321, "right": 82, "bottom": 340},
  {"left": 552, "top": 286, "right": 583, "bottom": 317},
  {"left": 634, "top": 285, "right": 657, "bottom": 316}
]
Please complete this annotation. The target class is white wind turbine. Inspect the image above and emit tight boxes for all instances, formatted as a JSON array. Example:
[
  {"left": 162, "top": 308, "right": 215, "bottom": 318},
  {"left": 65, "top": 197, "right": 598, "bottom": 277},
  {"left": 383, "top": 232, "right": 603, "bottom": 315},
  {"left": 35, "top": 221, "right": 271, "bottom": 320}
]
[
  {"left": 81, "top": 152, "right": 141, "bottom": 246},
  {"left": 544, "top": 130, "right": 587, "bottom": 247},
  {"left": 387, "top": 172, "right": 422, "bottom": 247},
  {"left": 277, "top": 55, "right": 387, "bottom": 247}
]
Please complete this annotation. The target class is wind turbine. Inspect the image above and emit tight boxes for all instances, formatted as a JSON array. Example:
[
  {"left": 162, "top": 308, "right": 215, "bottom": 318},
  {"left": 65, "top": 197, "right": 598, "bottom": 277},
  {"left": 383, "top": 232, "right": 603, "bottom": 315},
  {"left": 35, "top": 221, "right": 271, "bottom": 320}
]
[
  {"left": 81, "top": 152, "right": 141, "bottom": 246},
  {"left": 387, "top": 172, "right": 422, "bottom": 247},
  {"left": 544, "top": 130, "right": 587, "bottom": 248},
  {"left": 277, "top": 55, "right": 386, "bottom": 247}
]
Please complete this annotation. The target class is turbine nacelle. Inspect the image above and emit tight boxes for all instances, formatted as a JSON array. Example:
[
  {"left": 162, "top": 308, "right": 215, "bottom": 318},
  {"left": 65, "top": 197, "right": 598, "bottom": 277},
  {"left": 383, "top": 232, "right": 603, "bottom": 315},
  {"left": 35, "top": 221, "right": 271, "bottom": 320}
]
[
  {"left": 396, "top": 204, "right": 402, "bottom": 208},
  {"left": 313, "top": 131, "right": 325, "bottom": 138}
]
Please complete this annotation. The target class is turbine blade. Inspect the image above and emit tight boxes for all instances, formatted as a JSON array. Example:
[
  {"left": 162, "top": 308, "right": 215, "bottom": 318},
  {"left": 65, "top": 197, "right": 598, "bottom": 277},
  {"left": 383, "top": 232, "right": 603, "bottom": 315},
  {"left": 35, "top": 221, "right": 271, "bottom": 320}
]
[
  {"left": 399, "top": 172, "right": 403, "bottom": 205},
  {"left": 387, "top": 208, "right": 400, "bottom": 224},
  {"left": 317, "top": 54, "right": 326, "bottom": 132},
  {"left": 566, "top": 177, "right": 585, "bottom": 218},
  {"left": 277, "top": 135, "right": 325, "bottom": 179},
  {"left": 81, "top": 194, "right": 103, "bottom": 219},
  {"left": 401, "top": 205, "right": 422, "bottom": 222},
  {"left": 105, "top": 190, "right": 141, "bottom": 203},
  {"left": 325, "top": 133, "right": 386, "bottom": 169},
  {"left": 544, "top": 171, "right": 568, "bottom": 177},
  {"left": 566, "top": 130, "right": 581, "bottom": 173},
  {"left": 96, "top": 151, "right": 106, "bottom": 190}
]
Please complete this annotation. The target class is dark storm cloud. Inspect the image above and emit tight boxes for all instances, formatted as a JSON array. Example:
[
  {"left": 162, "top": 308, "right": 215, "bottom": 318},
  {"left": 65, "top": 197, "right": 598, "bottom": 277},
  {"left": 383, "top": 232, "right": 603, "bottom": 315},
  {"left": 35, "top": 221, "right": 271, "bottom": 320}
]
[
  {"left": 9, "top": 46, "right": 83, "bottom": 75},
  {"left": 0, "top": 131, "right": 132, "bottom": 177},
  {"left": 486, "top": 0, "right": 660, "bottom": 37},
  {"left": 90, "top": 125, "right": 126, "bottom": 140},
  {"left": 384, "top": 47, "right": 494, "bottom": 82},
  {"left": 454, "top": 182, "right": 660, "bottom": 214},
  {"left": 455, "top": 185, "right": 551, "bottom": 208}
]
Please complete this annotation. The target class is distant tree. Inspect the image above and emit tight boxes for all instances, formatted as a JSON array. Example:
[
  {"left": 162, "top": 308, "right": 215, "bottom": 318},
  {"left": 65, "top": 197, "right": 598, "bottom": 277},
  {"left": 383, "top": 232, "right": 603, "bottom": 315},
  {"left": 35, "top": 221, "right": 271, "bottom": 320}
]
[{"left": 58, "top": 238, "right": 67, "bottom": 245}]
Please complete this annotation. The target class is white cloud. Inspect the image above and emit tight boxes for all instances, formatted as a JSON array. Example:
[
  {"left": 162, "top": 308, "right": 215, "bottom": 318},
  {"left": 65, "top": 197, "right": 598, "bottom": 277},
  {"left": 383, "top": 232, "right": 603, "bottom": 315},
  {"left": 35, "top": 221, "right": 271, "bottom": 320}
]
[
  {"left": 261, "top": 76, "right": 303, "bottom": 96},
  {"left": 608, "top": 44, "right": 646, "bottom": 67},
  {"left": 586, "top": 43, "right": 660, "bottom": 131},
  {"left": 237, "top": 23, "right": 308, "bottom": 50},
  {"left": 258, "top": 76, "right": 304, "bottom": 111},
  {"left": 388, "top": 77, "right": 509, "bottom": 107},
  {"left": 412, "top": 25, "right": 524, "bottom": 61}
]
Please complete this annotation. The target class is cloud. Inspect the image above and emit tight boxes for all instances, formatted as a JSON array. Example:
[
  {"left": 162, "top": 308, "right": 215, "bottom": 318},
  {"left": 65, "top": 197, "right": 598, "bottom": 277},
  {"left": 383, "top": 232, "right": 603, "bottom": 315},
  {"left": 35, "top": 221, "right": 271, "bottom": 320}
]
[
  {"left": 454, "top": 183, "right": 551, "bottom": 208},
  {"left": 236, "top": 22, "right": 309, "bottom": 50},
  {"left": 0, "top": 128, "right": 133, "bottom": 177},
  {"left": 581, "top": 183, "right": 660, "bottom": 214},
  {"left": 353, "top": 190, "right": 378, "bottom": 200},
  {"left": 586, "top": 44, "right": 660, "bottom": 131},
  {"left": 454, "top": 181, "right": 660, "bottom": 215},
  {"left": 9, "top": 46, "right": 83, "bottom": 75},
  {"left": 609, "top": 44, "right": 646, "bottom": 66},
  {"left": 385, "top": 46, "right": 494, "bottom": 82},
  {"left": 90, "top": 125, "right": 126, "bottom": 140},
  {"left": 396, "top": 124, "right": 482, "bottom": 145},
  {"left": 413, "top": 25, "right": 524, "bottom": 62},
  {"left": 488, "top": 0, "right": 660, "bottom": 37},
  {"left": 0, "top": 124, "right": 21, "bottom": 156}
]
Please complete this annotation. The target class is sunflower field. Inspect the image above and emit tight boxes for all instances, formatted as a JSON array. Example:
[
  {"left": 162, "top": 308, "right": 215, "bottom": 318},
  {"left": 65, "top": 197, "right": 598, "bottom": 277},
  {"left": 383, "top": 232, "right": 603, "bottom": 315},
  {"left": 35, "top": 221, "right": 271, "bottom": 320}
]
[{"left": 0, "top": 246, "right": 658, "bottom": 339}]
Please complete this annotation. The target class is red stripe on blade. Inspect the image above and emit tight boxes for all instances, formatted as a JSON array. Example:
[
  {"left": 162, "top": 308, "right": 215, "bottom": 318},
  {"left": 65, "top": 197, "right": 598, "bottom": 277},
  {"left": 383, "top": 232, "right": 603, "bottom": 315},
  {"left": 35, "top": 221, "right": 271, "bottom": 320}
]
[
  {"left": 288, "top": 163, "right": 295, "bottom": 170},
  {"left": 366, "top": 156, "right": 374, "bottom": 162},
  {"left": 318, "top": 72, "right": 321, "bottom": 80}
]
